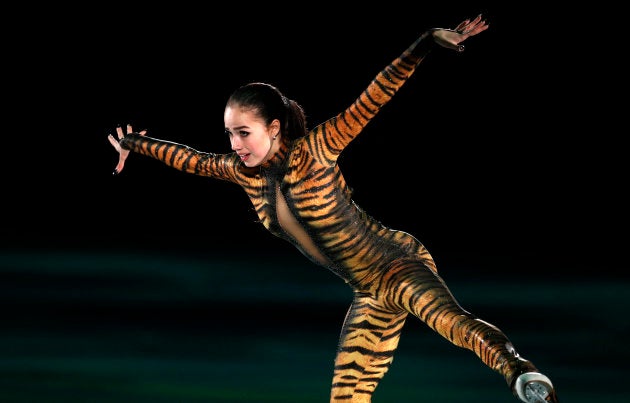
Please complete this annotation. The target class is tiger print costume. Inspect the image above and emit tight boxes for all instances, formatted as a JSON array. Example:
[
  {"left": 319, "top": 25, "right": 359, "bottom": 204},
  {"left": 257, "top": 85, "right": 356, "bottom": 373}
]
[{"left": 117, "top": 26, "right": 555, "bottom": 403}]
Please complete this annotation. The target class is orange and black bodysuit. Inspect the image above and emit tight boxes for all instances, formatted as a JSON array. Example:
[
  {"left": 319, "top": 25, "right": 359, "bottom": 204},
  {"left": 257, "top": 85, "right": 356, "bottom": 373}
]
[{"left": 120, "top": 32, "right": 538, "bottom": 402}]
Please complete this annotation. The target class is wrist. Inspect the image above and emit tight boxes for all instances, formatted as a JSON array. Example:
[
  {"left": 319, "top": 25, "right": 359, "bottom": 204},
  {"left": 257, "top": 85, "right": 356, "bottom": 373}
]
[{"left": 410, "top": 30, "right": 437, "bottom": 58}]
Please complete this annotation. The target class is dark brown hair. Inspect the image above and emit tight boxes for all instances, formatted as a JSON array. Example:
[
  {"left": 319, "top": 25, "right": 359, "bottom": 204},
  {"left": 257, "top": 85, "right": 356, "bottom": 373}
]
[{"left": 226, "top": 82, "right": 307, "bottom": 139}]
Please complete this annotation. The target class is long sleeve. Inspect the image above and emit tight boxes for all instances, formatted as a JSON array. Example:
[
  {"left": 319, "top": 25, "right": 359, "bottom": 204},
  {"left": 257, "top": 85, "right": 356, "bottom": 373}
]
[
  {"left": 306, "top": 31, "right": 436, "bottom": 165},
  {"left": 119, "top": 133, "right": 243, "bottom": 183}
]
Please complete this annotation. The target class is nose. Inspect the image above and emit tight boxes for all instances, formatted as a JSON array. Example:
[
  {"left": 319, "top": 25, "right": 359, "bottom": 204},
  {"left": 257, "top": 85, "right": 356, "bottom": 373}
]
[{"left": 230, "top": 136, "right": 240, "bottom": 150}]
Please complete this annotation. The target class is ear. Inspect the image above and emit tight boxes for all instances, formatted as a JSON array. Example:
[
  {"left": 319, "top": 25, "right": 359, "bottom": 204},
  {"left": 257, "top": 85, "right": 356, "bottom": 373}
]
[{"left": 270, "top": 119, "right": 281, "bottom": 137}]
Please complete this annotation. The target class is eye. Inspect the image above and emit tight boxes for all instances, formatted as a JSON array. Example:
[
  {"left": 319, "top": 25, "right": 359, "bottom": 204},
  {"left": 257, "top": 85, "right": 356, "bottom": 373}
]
[
  {"left": 224, "top": 129, "right": 232, "bottom": 137},
  {"left": 239, "top": 130, "right": 250, "bottom": 137}
]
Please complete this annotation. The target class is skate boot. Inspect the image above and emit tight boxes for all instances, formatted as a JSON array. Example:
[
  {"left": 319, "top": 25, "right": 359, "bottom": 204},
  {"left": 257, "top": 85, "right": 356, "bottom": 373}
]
[{"left": 513, "top": 372, "right": 558, "bottom": 402}]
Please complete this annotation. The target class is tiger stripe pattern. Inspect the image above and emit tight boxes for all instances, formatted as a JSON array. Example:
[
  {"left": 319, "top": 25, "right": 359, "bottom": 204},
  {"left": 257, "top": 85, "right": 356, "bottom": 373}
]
[{"left": 119, "top": 31, "right": 538, "bottom": 402}]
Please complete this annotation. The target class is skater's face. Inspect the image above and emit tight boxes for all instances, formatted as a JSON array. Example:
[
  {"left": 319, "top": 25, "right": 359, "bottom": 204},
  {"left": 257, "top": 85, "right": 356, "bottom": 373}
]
[{"left": 224, "top": 106, "right": 281, "bottom": 167}]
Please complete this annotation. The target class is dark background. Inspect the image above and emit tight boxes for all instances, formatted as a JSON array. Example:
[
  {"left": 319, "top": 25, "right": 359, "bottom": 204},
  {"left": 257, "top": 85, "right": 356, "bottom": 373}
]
[{"left": 3, "top": 2, "right": 627, "bottom": 402}]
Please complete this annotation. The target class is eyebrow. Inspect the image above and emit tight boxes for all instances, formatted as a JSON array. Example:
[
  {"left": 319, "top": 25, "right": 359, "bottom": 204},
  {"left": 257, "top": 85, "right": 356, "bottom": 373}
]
[{"left": 226, "top": 125, "right": 250, "bottom": 131}]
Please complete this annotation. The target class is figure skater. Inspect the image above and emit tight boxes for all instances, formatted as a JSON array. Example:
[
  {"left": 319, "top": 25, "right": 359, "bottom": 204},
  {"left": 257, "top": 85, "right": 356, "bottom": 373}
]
[{"left": 108, "top": 14, "right": 558, "bottom": 403}]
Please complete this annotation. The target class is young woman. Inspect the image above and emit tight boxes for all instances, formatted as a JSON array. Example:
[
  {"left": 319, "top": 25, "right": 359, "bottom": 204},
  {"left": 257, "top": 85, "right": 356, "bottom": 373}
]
[{"left": 108, "top": 15, "right": 558, "bottom": 403}]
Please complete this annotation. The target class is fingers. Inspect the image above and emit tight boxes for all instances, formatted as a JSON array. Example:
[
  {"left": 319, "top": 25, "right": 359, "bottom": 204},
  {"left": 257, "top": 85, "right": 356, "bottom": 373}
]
[
  {"left": 456, "top": 14, "right": 488, "bottom": 36},
  {"left": 434, "top": 14, "right": 488, "bottom": 52},
  {"left": 470, "top": 14, "right": 483, "bottom": 25},
  {"left": 116, "top": 124, "right": 147, "bottom": 138},
  {"left": 107, "top": 134, "right": 121, "bottom": 151},
  {"left": 114, "top": 160, "right": 125, "bottom": 176},
  {"left": 454, "top": 19, "right": 471, "bottom": 32},
  {"left": 467, "top": 15, "right": 489, "bottom": 35},
  {"left": 109, "top": 124, "right": 146, "bottom": 175}
]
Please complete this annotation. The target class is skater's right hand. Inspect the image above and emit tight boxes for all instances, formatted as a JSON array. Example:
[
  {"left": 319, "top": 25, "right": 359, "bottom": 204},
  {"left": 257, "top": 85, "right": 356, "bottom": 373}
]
[{"left": 107, "top": 124, "right": 147, "bottom": 175}]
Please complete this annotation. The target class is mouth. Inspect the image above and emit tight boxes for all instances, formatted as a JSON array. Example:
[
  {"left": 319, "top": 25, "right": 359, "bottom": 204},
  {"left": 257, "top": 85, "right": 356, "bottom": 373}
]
[{"left": 238, "top": 153, "right": 250, "bottom": 162}]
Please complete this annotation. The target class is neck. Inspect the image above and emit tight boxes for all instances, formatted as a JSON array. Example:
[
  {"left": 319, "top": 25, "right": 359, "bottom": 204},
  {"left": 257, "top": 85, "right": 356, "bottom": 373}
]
[{"left": 260, "top": 136, "right": 288, "bottom": 169}]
